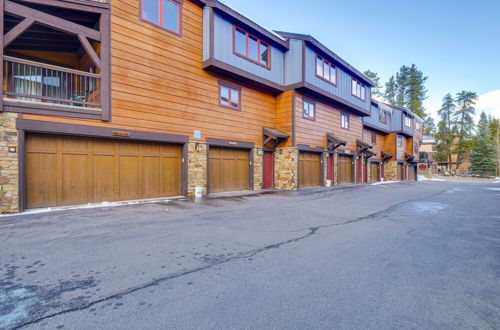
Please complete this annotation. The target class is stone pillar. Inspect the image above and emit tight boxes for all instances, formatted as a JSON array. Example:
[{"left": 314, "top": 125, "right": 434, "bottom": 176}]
[
  {"left": 253, "top": 147, "right": 263, "bottom": 190},
  {"left": 0, "top": 113, "right": 19, "bottom": 214},
  {"left": 354, "top": 154, "right": 360, "bottom": 183},
  {"left": 274, "top": 147, "right": 298, "bottom": 190},
  {"left": 384, "top": 160, "right": 398, "bottom": 181},
  {"left": 187, "top": 141, "right": 207, "bottom": 197},
  {"left": 323, "top": 152, "right": 330, "bottom": 187},
  {"left": 333, "top": 153, "right": 339, "bottom": 185}
]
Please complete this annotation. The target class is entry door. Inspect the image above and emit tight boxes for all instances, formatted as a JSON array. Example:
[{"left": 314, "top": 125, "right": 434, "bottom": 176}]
[
  {"left": 364, "top": 159, "right": 368, "bottom": 183},
  {"left": 338, "top": 155, "right": 354, "bottom": 184},
  {"left": 398, "top": 163, "right": 404, "bottom": 180},
  {"left": 356, "top": 158, "right": 362, "bottom": 183},
  {"left": 327, "top": 154, "right": 334, "bottom": 183},
  {"left": 209, "top": 147, "right": 249, "bottom": 193},
  {"left": 263, "top": 151, "right": 274, "bottom": 189},
  {"left": 299, "top": 152, "right": 321, "bottom": 187}
]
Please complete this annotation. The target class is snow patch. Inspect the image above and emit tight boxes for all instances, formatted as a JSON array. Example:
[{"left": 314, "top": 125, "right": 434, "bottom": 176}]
[
  {"left": 486, "top": 188, "right": 500, "bottom": 192},
  {"left": 371, "top": 181, "right": 399, "bottom": 186},
  {"left": 0, "top": 198, "right": 175, "bottom": 217},
  {"left": 418, "top": 175, "right": 447, "bottom": 182}
]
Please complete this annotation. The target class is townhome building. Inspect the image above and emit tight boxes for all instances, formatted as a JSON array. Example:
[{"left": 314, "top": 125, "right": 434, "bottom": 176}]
[{"left": 0, "top": 0, "right": 421, "bottom": 213}]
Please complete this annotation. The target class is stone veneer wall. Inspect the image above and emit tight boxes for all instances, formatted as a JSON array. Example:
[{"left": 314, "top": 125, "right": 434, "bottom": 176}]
[
  {"left": 274, "top": 147, "right": 298, "bottom": 190},
  {"left": 0, "top": 113, "right": 19, "bottom": 213},
  {"left": 187, "top": 141, "right": 207, "bottom": 197},
  {"left": 384, "top": 160, "right": 398, "bottom": 181},
  {"left": 253, "top": 148, "right": 263, "bottom": 190}
]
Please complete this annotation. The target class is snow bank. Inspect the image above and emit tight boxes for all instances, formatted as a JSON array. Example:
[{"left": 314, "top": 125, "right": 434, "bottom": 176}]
[
  {"left": 371, "top": 181, "right": 399, "bottom": 186},
  {"left": 418, "top": 175, "right": 447, "bottom": 182},
  {"left": 0, "top": 198, "right": 174, "bottom": 217}
]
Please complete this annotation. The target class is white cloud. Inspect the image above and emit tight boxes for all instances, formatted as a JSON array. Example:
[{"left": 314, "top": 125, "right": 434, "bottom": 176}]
[{"left": 476, "top": 89, "right": 500, "bottom": 120}]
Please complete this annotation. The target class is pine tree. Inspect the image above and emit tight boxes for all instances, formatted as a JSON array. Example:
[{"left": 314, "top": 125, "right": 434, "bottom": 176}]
[
  {"left": 384, "top": 76, "right": 396, "bottom": 105},
  {"left": 470, "top": 112, "right": 496, "bottom": 176},
  {"left": 490, "top": 118, "right": 500, "bottom": 176},
  {"left": 363, "top": 70, "right": 382, "bottom": 97},
  {"left": 435, "top": 93, "right": 456, "bottom": 168},
  {"left": 454, "top": 91, "right": 478, "bottom": 169},
  {"left": 423, "top": 116, "right": 436, "bottom": 135},
  {"left": 405, "top": 64, "right": 428, "bottom": 118},
  {"left": 395, "top": 65, "right": 410, "bottom": 107}
]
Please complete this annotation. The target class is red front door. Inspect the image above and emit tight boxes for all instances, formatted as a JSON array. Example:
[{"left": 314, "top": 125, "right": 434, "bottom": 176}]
[
  {"left": 263, "top": 151, "right": 274, "bottom": 189},
  {"left": 364, "top": 158, "right": 368, "bottom": 183},
  {"left": 356, "top": 158, "right": 362, "bottom": 183},
  {"left": 381, "top": 162, "right": 385, "bottom": 179},
  {"left": 327, "top": 154, "right": 334, "bottom": 182}
]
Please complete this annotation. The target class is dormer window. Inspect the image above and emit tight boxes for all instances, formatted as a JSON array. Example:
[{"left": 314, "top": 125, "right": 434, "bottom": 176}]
[
  {"left": 234, "top": 26, "right": 270, "bottom": 68},
  {"left": 378, "top": 110, "right": 388, "bottom": 123},
  {"left": 316, "top": 55, "right": 337, "bottom": 85},
  {"left": 352, "top": 79, "right": 366, "bottom": 100},
  {"left": 141, "top": 0, "right": 181, "bottom": 35}
]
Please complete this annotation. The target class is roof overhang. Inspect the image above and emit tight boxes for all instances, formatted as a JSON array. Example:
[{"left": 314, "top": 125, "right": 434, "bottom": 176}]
[
  {"left": 363, "top": 122, "right": 390, "bottom": 135},
  {"left": 381, "top": 151, "right": 393, "bottom": 161},
  {"left": 365, "top": 150, "right": 376, "bottom": 159},
  {"left": 327, "top": 133, "right": 347, "bottom": 151},
  {"left": 357, "top": 139, "right": 373, "bottom": 154},
  {"left": 405, "top": 153, "right": 415, "bottom": 161},
  {"left": 263, "top": 127, "right": 289, "bottom": 148}
]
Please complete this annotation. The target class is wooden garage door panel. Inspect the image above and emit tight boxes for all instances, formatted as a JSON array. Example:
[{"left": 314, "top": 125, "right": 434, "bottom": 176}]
[
  {"left": 25, "top": 134, "right": 182, "bottom": 209},
  {"left": 370, "top": 163, "right": 379, "bottom": 183},
  {"left": 209, "top": 147, "right": 249, "bottom": 193},
  {"left": 61, "top": 154, "right": 89, "bottom": 205},
  {"left": 26, "top": 152, "right": 57, "bottom": 208},
  {"left": 93, "top": 155, "right": 115, "bottom": 202},
  {"left": 338, "top": 155, "right": 353, "bottom": 184},
  {"left": 299, "top": 152, "right": 321, "bottom": 187}
]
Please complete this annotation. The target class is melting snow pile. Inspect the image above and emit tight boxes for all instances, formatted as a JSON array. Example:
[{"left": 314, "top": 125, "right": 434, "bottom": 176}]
[
  {"left": 418, "top": 175, "right": 447, "bottom": 182},
  {"left": 371, "top": 181, "right": 399, "bottom": 186}
]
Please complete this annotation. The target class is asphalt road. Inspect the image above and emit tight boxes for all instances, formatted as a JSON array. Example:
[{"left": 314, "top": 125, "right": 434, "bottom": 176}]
[{"left": 1, "top": 181, "right": 499, "bottom": 329}]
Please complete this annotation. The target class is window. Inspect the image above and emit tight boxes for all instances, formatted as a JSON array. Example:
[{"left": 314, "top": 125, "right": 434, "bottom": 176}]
[
  {"left": 405, "top": 115, "right": 412, "bottom": 128},
  {"left": 341, "top": 112, "right": 349, "bottom": 130},
  {"left": 398, "top": 136, "right": 403, "bottom": 147},
  {"left": 141, "top": 0, "right": 181, "bottom": 34},
  {"left": 415, "top": 121, "right": 421, "bottom": 131},
  {"left": 352, "top": 79, "right": 366, "bottom": 100},
  {"left": 303, "top": 99, "right": 315, "bottom": 120},
  {"left": 371, "top": 132, "right": 377, "bottom": 144},
  {"left": 378, "top": 110, "right": 388, "bottom": 123},
  {"left": 219, "top": 82, "right": 241, "bottom": 110},
  {"left": 316, "top": 55, "right": 337, "bottom": 84},
  {"left": 233, "top": 26, "right": 270, "bottom": 68}
]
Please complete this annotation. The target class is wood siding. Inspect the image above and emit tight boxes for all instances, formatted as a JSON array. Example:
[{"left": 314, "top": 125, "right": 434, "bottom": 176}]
[
  {"left": 275, "top": 90, "right": 293, "bottom": 147},
  {"left": 23, "top": 0, "right": 276, "bottom": 146},
  {"left": 294, "top": 92, "right": 363, "bottom": 151},
  {"left": 362, "top": 128, "right": 385, "bottom": 160}
]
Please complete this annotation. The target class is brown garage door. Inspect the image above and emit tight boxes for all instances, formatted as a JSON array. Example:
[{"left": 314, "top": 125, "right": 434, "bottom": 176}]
[
  {"left": 209, "top": 147, "right": 249, "bottom": 193},
  {"left": 398, "top": 163, "right": 404, "bottom": 180},
  {"left": 299, "top": 152, "right": 321, "bottom": 187},
  {"left": 370, "top": 162, "right": 380, "bottom": 183},
  {"left": 409, "top": 166, "right": 417, "bottom": 181},
  {"left": 338, "top": 155, "right": 354, "bottom": 184},
  {"left": 25, "top": 134, "right": 182, "bottom": 209}
]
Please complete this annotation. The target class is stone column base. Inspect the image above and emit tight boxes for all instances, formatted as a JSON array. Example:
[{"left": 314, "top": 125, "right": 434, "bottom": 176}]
[
  {"left": 187, "top": 141, "right": 207, "bottom": 198},
  {"left": 274, "top": 147, "right": 298, "bottom": 190},
  {"left": 384, "top": 160, "right": 398, "bottom": 181},
  {"left": 0, "top": 113, "right": 20, "bottom": 214}
]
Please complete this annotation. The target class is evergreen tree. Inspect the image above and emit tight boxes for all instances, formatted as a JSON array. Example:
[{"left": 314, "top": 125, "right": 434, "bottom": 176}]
[
  {"left": 405, "top": 64, "right": 428, "bottom": 118},
  {"left": 363, "top": 70, "right": 382, "bottom": 97},
  {"left": 454, "top": 91, "right": 478, "bottom": 169},
  {"left": 423, "top": 116, "right": 436, "bottom": 135},
  {"left": 435, "top": 93, "right": 456, "bottom": 167},
  {"left": 470, "top": 112, "right": 496, "bottom": 176},
  {"left": 384, "top": 76, "right": 396, "bottom": 105},
  {"left": 395, "top": 65, "right": 410, "bottom": 107},
  {"left": 490, "top": 118, "right": 500, "bottom": 175}
]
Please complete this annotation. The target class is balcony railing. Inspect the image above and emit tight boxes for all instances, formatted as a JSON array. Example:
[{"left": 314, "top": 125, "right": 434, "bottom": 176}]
[{"left": 3, "top": 56, "right": 101, "bottom": 110}]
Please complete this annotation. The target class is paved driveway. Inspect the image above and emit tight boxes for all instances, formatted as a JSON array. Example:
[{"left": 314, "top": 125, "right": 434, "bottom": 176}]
[{"left": 1, "top": 181, "right": 499, "bottom": 329}]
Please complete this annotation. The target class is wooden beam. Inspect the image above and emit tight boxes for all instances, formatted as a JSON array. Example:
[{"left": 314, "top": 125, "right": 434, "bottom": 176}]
[
  {"left": 3, "top": 17, "right": 35, "bottom": 47},
  {"left": 77, "top": 34, "right": 101, "bottom": 69},
  {"left": 4, "top": 0, "right": 101, "bottom": 41}
]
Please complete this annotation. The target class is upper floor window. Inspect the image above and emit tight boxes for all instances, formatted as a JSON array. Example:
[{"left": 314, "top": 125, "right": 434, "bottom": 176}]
[
  {"left": 378, "top": 110, "right": 388, "bottom": 124},
  {"left": 398, "top": 135, "right": 403, "bottom": 147},
  {"left": 219, "top": 81, "right": 241, "bottom": 110},
  {"left": 316, "top": 55, "right": 337, "bottom": 85},
  {"left": 341, "top": 112, "right": 350, "bottom": 130},
  {"left": 141, "top": 0, "right": 181, "bottom": 34},
  {"left": 351, "top": 79, "right": 366, "bottom": 100},
  {"left": 234, "top": 26, "right": 270, "bottom": 68},
  {"left": 303, "top": 99, "right": 315, "bottom": 120},
  {"left": 371, "top": 132, "right": 377, "bottom": 144},
  {"left": 405, "top": 115, "right": 412, "bottom": 128},
  {"left": 415, "top": 120, "right": 421, "bottom": 131}
]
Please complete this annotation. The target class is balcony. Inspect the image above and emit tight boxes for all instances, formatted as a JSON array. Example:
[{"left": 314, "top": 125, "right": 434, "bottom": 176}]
[{"left": 3, "top": 56, "right": 101, "bottom": 110}]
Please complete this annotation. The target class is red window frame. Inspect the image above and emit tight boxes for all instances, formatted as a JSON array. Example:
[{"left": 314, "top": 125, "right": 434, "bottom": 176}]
[
  {"left": 351, "top": 78, "right": 366, "bottom": 100},
  {"left": 233, "top": 26, "right": 271, "bottom": 69},
  {"left": 302, "top": 98, "right": 316, "bottom": 121},
  {"left": 140, "top": 0, "right": 182, "bottom": 35},
  {"left": 219, "top": 82, "right": 242, "bottom": 111},
  {"left": 315, "top": 54, "right": 337, "bottom": 85},
  {"left": 341, "top": 112, "right": 350, "bottom": 130}
]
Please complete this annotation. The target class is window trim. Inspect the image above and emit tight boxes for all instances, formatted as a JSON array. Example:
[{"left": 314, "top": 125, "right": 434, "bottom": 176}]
[
  {"left": 302, "top": 97, "right": 316, "bottom": 121},
  {"left": 351, "top": 78, "right": 366, "bottom": 101},
  {"left": 140, "top": 0, "right": 183, "bottom": 36},
  {"left": 404, "top": 115, "right": 412, "bottom": 128},
  {"left": 233, "top": 26, "right": 271, "bottom": 69},
  {"left": 341, "top": 112, "right": 350, "bottom": 130},
  {"left": 378, "top": 110, "right": 388, "bottom": 124},
  {"left": 315, "top": 54, "right": 337, "bottom": 86},
  {"left": 218, "top": 80, "right": 242, "bottom": 111}
]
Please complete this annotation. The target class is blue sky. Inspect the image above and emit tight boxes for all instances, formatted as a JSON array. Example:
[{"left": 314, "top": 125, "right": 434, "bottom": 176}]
[{"left": 221, "top": 0, "right": 500, "bottom": 120}]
